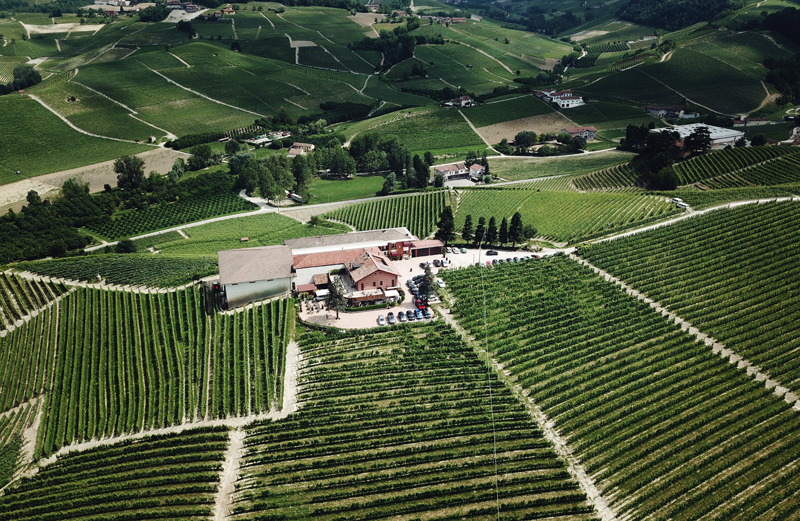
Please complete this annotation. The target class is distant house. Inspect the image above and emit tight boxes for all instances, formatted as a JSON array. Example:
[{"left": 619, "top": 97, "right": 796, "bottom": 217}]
[
  {"left": 644, "top": 105, "right": 683, "bottom": 118},
  {"left": 292, "top": 142, "right": 315, "bottom": 153},
  {"left": 557, "top": 95, "right": 585, "bottom": 108},
  {"left": 451, "top": 17, "right": 468, "bottom": 22},
  {"left": 447, "top": 95, "right": 473, "bottom": 108},
  {"left": 562, "top": 126, "right": 597, "bottom": 139},
  {"left": 536, "top": 89, "right": 584, "bottom": 108},
  {"left": 469, "top": 163, "right": 485, "bottom": 178},
  {"left": 392, "top": 9, "right": 406, "bottom": 16},
  {"left": 433, "top": 162, "right": 468, "bottom": 179},
  {"left": 366, "top": 4, "right": 380, "bottom": 12},
  {"left": 222, "top": 4, "right": 235, "bottom": 14},
  {"left": 287, "top": 147, "right": 305, "bottom": 158}
]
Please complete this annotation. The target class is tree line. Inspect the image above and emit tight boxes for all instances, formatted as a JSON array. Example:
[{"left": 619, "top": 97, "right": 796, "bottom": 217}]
[{"left": 435, "top": 208, "right": 536, "bottom": 250}]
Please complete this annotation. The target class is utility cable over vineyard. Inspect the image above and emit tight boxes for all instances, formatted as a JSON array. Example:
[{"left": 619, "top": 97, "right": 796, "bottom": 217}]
[{"left": 231, "top": 323, "right": 596, "bottom": 520}]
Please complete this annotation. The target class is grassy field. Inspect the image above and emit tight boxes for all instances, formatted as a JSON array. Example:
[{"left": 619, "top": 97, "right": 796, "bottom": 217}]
[
  {"left": 336, "top": 107, "right": 485, "bottom": 153},
  {"left": 154, "top": 212, "right": 348, "bottom": 255},
  {"left": 306, "top": 175, "right": 385, "bottom": 205},
  {"left": 565, "top": 101, "right": 663, "bottom": 131},
  {"left": 462, "top": 95, "right": 554, "bottom": 128},
  {"left": 0, "top": 96, "right": 150, "bottom": 185},
  {"left": 640, "top": 48, "right": 766, "bottom": 115},
  {"left": 575, "top": 68, "right": 684, "bottom": 106},
  {"left": 489, "top": 150, "right": 636, "bottom": 181}
]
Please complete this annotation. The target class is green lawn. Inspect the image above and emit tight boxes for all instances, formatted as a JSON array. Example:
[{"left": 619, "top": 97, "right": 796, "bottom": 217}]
[
  {"left": 565, "top": 101, "right": 664, "bottom": 131},
  {"left": 489, "top": 150, "right": 636, "bottom": 181},
  {"left": 307, "top": 175, "right": 386, "bottom": 205},
  {"left": 0, "top": 96, "right": 151, "bottom": 186}
]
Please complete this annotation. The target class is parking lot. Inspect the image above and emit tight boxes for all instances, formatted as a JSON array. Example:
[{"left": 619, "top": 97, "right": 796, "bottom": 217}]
[{"left": 298, "top": 246, "right": 569, "bottom": 330}]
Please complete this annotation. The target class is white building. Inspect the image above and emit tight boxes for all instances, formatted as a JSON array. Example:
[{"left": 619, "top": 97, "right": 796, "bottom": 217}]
[
  {"left": 433, "top": 162, "right": 468, "bottom": 179},
  {"left": 218, "top": 245, "right": 294, "bottom": 308},
  {"left": 654, "top": 124, "right": 745, "bottom": 149}
]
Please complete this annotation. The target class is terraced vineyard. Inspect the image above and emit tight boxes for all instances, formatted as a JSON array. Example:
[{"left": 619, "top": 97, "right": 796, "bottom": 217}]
[
  {"left": 0, "top": 273, "right": 68, "bottom": 331},
  {"left": 455, "top": 188, "right": 676, "bottom": 243},
  {"left": 572, "top": 162, "right": 640, "bottom": 191},
  {"left": 701, "top": 155, "right": 800, "bottom": 189},
  {"left": 0, "top": 401, "right": 37, "bottom": 489},
  {"left": 18, "top": 254, "right": 219, "bottom": 288},
  {"left": 325, "top": 191, "right": 450, "bottom": 239},
  {"left": 0, "top": 286, "right": 293, "bottom": 457},
  {"left": 672, "top": 147, "right": 798, "bottom": 185},
  {"left": 232, "top": 323, "right": 595, "bottom": 520},
  {"left": 442, "top": 257, "right": 800, "bottom": 519},
  {"left": 667, "top": 186, "right": 799, "bottom": 210},
  {"left": 0, "top": 427, "right": 229, "bottom": 520},
  {"left": 579, "top": 201, "right": 800, "bottom": 388},
  {"left": 86, "top": 193, "right": 258, "bottom": 241}
]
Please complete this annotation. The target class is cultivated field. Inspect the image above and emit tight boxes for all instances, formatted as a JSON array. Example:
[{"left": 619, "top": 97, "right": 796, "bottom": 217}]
[
  {"left": 443, "top": 256, "right": 800, "bottom": 520},
  {"left": 580, "top": 201, "right": 800, "bottom": 388},
  {"left": 455, "top": 188, "right": 677, "bottom": 243},
  {"left": 324, "top": 190, "right": 450, "bottom": 239},
  {"left": 475, "top": 112, "right": 574, "bottom": 144},
  {"left": 488, "top": 150, "right": 636, "bottom": 182}
]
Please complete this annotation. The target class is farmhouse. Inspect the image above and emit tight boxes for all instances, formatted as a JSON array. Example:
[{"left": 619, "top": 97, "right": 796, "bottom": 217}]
[
  {"left": 536, "top": 90, "right": 585, "bottom": 108},
  {"left": 644, "top": 105, "right": 683, "bottom": 118},
  {"left": 433, "top": 162, "right": 469, "bottom": 179},
  {"left": 217, "top": 228, "right": 444, "bottom": 308},
  {"left": 469, "top": 163, "right": 485, "bottom": 178},
  {"left": 445, "top": 95, "right": 474, "bottom": 108},
  {"left": 562, "top": 126, "right": 597, "bottom": 139},
  {"left": 653, "top": 123, "right": 744, "bottom": 149}
]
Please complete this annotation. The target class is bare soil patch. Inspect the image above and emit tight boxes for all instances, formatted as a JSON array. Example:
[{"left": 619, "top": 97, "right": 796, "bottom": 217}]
[
  {"left": 0, "top": 148, "right": 189, "bottom": 213},
  {"left": 350, "top": 12, "right": 385, "bottom": 26},
  {"left": 22, "top": 23, "right": 99, "bottom": 34},
  {"left": 476, "top": 112, "right": 574, "bottom": 144},
  {"left": 570, "top": 29, "right": 609, "bottom": 42}
]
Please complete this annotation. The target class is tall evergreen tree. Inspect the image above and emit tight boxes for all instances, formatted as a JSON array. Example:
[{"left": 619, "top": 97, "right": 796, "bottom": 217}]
[
  {"left": 461, "top": 214, "right": 473, "bottom": 244},
  {"left": 434, "top": 207, "right": 456, "bottom": 249},
  {"left": 473, "top": 217, "right": 486, "bottom": 247},
  {"left": 509, "top": 212, "right": 524, "bottom": 247},
  {"left": 486, "top": 216, "right": 498, "bottom": 246},
  {"left": 498, "top": 217, "right": 509, "bottom": 245}
]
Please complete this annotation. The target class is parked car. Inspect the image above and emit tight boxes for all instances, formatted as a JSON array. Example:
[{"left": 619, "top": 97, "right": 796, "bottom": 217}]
[
  {"left": 415, "top": 308, "right": 423, "bottom": 320},
  {"left": 486, "top": 261, "right": 492, "bottom": 266},
  {"left": 513, "top": 257, "right": 519, "bottom": 263},
  {"left": 398, "top": 311, "right": 407, "bottom": 322},
  {"left": 406, "top": 310, "right": 416, "bottom": 321},
  {"left": 387, "top": 312, "right": 396, "bottom": 325},
  {"left": 423, "top": 307, "right": 433, "bottom": 319},
  {"left": 413, "top": 274, "right": 424, "bottom": 282},
  {"left": 492, "top": 259, "right": 499, "bottom": 265},
  {"left": 446, "top": 246, "right": 452, "bottom": 253},
  {"left": 436, "top": 278, "right": 446, "bottom": 288},
  {"left": 451, "top": 248, "right": 459, "bottom": 254},
  {"left": 487, "top": 250, "right": 499, "bottom": 256},
  {"left": 419, "top": 262, "right": 427, "bottom": 268},
  {"left": 441, "top": 259, "right": 449, "bottom": 267},
  {"left": 460, "top": 247, "right": 467, "bottom": 254},
  {"left": 377, "top": 315, "right": 386, "bottom": 326},
  {"left": 433, "top": 259, "right": 441, "bottom": 267}
]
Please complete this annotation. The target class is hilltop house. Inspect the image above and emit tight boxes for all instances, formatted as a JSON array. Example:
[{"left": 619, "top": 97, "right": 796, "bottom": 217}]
[
  {"left": 562, "top": 126, "right": 597, "bottom": 140},
  {"left": 445, "top": 95, "right": 474, "bottom": 108},
  {"left": 652, "top": 123, "right": 744, "bottom": 150}
]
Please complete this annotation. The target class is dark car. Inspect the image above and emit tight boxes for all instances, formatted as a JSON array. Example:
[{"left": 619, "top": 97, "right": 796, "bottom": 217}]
[
  {"left": 413, "top": 275, "right": 424, "bottom": 282},
  {"left": 406, "top": 310, "right": 416, "bottom": 321},
  {"left": 420, "top": 262, "right": 427, "bottom": 268},
  {"left": 423, "top": 307, "right": 433, "bottom": 319},
  {"left": 492, "top": 259, "right": 499, "bottom": 265},
  {"left": 433, "top": 259, "right": 441, "bottom": 267},
  {"left": 487, "top": 250, "right": 499, "bottom": 256}
]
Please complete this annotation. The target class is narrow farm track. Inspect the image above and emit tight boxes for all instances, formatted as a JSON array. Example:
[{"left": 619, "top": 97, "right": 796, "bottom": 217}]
[
  {"left": 458, "top": 109, "right": 497, "bottom": 153},
  {"left": 259, "top": 12, "right": 275, "bottom": 30},
  {"left": 213, "top": 429, "right": 245, "bottom": 521},
  {"left": 438, "top": 308, "right": 618, "bottom": 521},
  {"left": 28, "top": 95, "right": 157, "bottom": 146},
  {"left": 169, "top": 52, "right": 191, "bottom": 67},
  {"left": 570, "top": 254, "right": 800, "bottom": 409}
]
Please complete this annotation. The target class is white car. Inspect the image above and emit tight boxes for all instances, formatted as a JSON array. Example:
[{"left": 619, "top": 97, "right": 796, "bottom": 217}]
[
  {"left": 436, "top": 278, "right": 446, "bottom": 288},
  {"left": 441, "top": 259, "right": 449, "bottom": 267},
  {"left": 446, "top": 246, "right": 452, "bottom": 253},
  {"left": 377, "top": 314, "right": 386, "bottom": 326}
]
